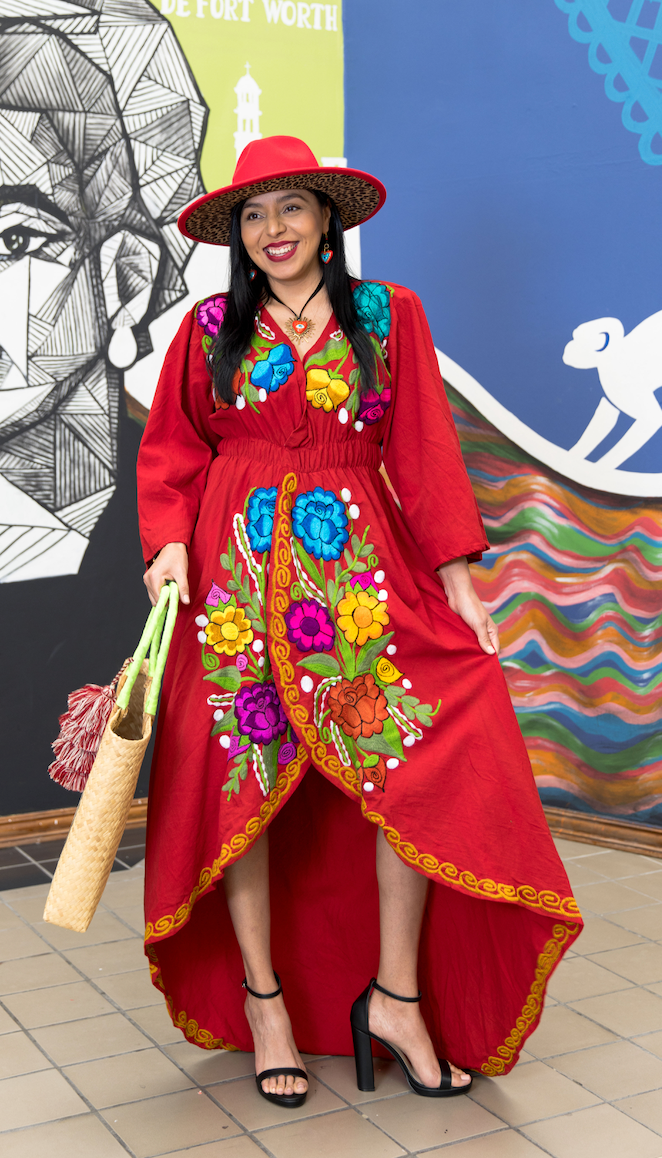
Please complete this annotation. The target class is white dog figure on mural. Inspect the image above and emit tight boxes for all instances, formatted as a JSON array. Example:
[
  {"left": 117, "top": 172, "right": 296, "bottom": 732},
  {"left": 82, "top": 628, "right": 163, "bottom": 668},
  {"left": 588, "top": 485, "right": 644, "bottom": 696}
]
[{"left": 563, "top": 312, "right": 662, "bottom": 469}]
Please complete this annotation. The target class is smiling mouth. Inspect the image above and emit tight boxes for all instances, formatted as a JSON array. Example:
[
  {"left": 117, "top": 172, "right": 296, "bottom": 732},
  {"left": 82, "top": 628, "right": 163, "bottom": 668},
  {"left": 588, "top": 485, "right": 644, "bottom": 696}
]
[{"left": 264, "top": 241, "right": 299, "bottom": 261}]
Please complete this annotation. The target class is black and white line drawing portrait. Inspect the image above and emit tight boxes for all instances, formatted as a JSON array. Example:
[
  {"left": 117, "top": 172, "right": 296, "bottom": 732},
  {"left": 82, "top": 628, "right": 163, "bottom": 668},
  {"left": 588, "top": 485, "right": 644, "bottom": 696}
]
[{"left": 0, "top": 0, "right": 208, "bottom": 582}]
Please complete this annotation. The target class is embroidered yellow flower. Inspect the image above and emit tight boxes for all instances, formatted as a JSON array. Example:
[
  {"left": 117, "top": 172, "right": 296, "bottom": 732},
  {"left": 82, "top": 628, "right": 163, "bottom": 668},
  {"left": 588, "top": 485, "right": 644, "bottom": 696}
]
[
  {"left": 205, "top": 606, "right": 254, "bottom": 656},
  {"left": 306, "top": 367, "right": 350, "bottom": 412},
  {"left": 336, "top": 591, "right": 390, "bottom": 647},
  {"left": 375, "top": 657, "right": 402, "bottom": 684}
]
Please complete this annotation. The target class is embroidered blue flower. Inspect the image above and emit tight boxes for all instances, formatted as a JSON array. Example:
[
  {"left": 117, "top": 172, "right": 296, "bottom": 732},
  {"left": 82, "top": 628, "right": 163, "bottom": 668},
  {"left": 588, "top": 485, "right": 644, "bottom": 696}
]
[
  {"left": 353, "top": 282, "right": 391, "bottom": 341},
  {"left": 250, "top": 343, "right": 295, "bottom": 393},
  {"left": 246, "top": 487, "right": 277, "bottom": 553},
  {"left": 292, "top": 487, "right": 349, "bottom": 562}
]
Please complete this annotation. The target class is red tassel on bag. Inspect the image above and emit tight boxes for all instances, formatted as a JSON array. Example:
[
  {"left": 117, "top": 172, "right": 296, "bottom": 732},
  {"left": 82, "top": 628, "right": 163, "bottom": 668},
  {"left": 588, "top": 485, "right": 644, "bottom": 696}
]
[{"left": 48, "top": 664, "right": 128, "bottom": 792}]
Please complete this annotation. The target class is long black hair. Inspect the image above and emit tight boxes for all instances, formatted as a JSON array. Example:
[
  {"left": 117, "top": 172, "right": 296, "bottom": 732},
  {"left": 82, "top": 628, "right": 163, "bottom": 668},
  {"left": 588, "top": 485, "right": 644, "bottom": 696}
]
[{"left": 211, "top": 193, "right": 376, "bottom": 406}]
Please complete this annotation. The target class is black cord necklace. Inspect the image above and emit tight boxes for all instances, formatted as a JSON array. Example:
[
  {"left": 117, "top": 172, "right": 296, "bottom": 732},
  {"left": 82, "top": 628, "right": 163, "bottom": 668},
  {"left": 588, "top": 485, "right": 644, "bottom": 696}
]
[{"left": 268, "top": 275, "right": 325, "bottom": 344}]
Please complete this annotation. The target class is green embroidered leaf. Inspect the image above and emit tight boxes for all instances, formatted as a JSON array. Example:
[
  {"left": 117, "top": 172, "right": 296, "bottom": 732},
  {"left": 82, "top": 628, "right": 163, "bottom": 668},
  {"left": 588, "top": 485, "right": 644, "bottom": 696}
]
[
  {"left": 204, "top": 666, "right": 241, "bottom": 691},
  {"left": 297, "top": 654, "right": 341, "bottom": 677},
  {"left": 402, "top": 695, "right": 419, "bottom": 706},
  {"left": 351, "top": 534, "right": 362, "bottom": 553},
  {"left": 385, "top": 686, "right": 399, "bottom": 706},
  {"left": 359, "top": 543, "right": 374, "bottom": 558},
  {"left": 226, "top": 579, "right": 239, "bottom": 591},
  {"left": 220, "top": 554, "right": 231, "bottom": 571},
  {"left": 355, "top": 631, "right": 394, "bottom": 675},
  {"left": 211, "top": 708, "right": 235, "bottom": 735},
  {"left": 334, "top": 559, "right": 342, "bottom": 580},
  {"left": 334, "top": 630, "right": 355, "bottom": 679},
  {"left": 261, "top": 739, "right": 278, "bottom": 790},
  {"left": 402, "top": 703, "right": 416, "bottom": 721},
  {"left": 344, "top": 548, "right": 353, "bottom": 568},
  {"left": 356, "top": 732, "right": 405, "bottom": 762},
  {"left": 363, "top": 753, "right": 380, "bottom": 768},
  {"left": 416, "top": 703, "right": 432, "bottom": 713},
  {"left": 347, "top": 390, "right": 360, "bottom": 416},
  {"left": 235, "top": 561, "right": 243, "bottom": 583},
  {"left": 326, "top": 578, "right": 336, "bottom": 605},
  {"left": 239, "top": 756, "right": 249, "bottom": 780},
  {"left": 304, "top": 337, "right": 347, "bottom": 369},
  {"left": 294, "top": 539, "right": 324, "bottom": 589},
  {"left": 348, "top": 367, "right": 360, "bottom": 385},
  {"left": 353, "top": 560, "right": 367, "bottom": 573},
  {"left": 382, "top": 716, "right": 405, "bottom": 758}
]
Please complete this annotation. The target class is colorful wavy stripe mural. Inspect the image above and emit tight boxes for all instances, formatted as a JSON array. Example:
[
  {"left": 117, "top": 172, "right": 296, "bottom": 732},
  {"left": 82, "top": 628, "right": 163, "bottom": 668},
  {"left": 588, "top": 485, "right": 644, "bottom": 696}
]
[{"left": 447, "top": 384, "right": 662, "bottom": 828}]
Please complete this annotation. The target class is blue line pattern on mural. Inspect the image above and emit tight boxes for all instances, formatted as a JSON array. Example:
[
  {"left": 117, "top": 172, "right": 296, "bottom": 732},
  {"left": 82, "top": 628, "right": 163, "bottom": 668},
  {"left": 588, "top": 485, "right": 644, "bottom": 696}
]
[{"left": 555, "top": 0, "right": 662, "bottom": 164}]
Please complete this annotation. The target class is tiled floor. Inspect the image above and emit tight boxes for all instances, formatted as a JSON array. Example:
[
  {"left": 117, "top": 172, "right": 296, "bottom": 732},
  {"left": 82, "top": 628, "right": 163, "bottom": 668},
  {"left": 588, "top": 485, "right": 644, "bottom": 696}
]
[
  {"left": 1, "top": 836, "right": 662, "bottom": 1157},
  {"left": 0, "top": 827, "right": 146, "bottom": 890}
]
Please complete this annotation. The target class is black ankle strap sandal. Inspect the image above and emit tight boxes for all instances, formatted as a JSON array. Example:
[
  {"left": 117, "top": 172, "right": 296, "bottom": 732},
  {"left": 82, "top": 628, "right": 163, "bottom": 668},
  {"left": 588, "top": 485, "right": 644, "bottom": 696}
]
[
  {"left": 242, "top": 973, "right": 308, "bottom": 1109},
  {"left": 350, "top": 978, "right": 473, "bottom": 1098}
]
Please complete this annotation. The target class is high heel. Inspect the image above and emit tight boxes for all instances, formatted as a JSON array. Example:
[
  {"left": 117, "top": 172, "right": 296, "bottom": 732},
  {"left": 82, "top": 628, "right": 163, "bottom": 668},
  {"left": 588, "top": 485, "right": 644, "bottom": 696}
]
[
  {"left": 350, "top": 978, "right": 473, "bottom": 1098},
  {"left": 242, "top": 973, "right": 308, "bottom": 1108}
]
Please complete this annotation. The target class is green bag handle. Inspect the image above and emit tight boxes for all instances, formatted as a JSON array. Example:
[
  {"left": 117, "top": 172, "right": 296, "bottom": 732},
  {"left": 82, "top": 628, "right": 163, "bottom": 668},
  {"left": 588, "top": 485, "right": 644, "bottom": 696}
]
[{"left": 116, "top": 582, "right": 179, "bottom": 716}]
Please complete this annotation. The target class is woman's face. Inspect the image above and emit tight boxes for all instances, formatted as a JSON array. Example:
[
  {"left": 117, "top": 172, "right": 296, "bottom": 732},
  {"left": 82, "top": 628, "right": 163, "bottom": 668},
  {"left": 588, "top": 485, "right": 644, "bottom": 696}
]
[{"left": 240, "top": 188, "right": 331, "bottom": 283}]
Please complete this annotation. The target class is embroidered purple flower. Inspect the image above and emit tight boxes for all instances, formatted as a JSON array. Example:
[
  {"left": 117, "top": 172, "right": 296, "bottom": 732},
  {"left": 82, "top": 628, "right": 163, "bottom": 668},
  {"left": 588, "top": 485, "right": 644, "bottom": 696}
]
[
  {"left": 350, "top": 572, "right": 374, "bottom": 591},
  {"left": 196, "top": 294, "right": 227, "bottom": 338},
  {"left": 250, "top": 343, "right": 295, "bottom": 394},
  {"left": 357, "top": 385, "right": 391, "bottom": 425},
  {"left": 247, "top": 486, "right": 277, "bottom": 553},
  {"left": 234, "top": 681, "right": 287, "bottom": 746},
  {"left": 206, "top": 581, "right": 231, "bottom": 607},
  {"left": 228, "top": 735, "right": 251, "bottom": 758},
  {"left": 236, "top": 654, "right": 248, "bottom": 671},
  {"left": 284, "top": 599, "right": 334, "bottom": 653},
  {"left": 277, "top": 741, "right": 297, "bottom": 765}
]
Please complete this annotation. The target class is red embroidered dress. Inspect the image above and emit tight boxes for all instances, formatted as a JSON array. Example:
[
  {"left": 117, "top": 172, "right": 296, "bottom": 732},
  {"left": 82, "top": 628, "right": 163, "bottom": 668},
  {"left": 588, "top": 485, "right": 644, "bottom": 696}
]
[{"left": 137, "top": 281, "right": 581, "bottom": 1076}]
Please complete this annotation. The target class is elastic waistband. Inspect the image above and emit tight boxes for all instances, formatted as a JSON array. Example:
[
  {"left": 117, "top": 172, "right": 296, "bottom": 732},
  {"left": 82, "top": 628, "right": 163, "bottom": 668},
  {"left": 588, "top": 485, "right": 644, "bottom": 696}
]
[{"left": 216, "top": 438, "right": 381, "bottom": 473}]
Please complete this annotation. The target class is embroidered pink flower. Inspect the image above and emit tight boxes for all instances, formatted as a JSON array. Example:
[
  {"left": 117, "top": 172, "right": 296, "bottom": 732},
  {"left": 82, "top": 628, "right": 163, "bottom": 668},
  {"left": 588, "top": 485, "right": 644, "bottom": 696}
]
[
  {"left": 277, "top": 741, "right": 297, "bottom": 765},
  {"left": 228, "top": 735, "right": 251, "bottom": 758},
  {"left": 284, "top": 599, "right": 334, "bottom": 653},
  {"left": 350, "top": 572, "right": 374, "bottom": 591},
  {"left": 236, "top": 654, "right": 249, "bottom": 671},
  {"left": 206, "top": 581, "right": 231, "bottom": 607},
  {"left": 357, "top": 385, "right": 391, "bottom": 425},
  {"left": 196, "top": 294, "right": 227, "bottom": 338}
]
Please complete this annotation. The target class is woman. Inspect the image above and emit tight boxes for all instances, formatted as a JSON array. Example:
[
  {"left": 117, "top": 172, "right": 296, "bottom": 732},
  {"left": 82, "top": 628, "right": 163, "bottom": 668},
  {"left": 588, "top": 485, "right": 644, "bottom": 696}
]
[{"left": 137, "top": 136, "right": 581, "bottom": 1108}]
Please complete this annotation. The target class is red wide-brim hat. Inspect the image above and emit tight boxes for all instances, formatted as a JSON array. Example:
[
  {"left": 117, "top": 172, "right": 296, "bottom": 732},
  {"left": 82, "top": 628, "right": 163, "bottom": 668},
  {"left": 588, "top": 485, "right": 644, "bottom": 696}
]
[{"left": 178, "top": 135, "right": 386, "bottom": 246}]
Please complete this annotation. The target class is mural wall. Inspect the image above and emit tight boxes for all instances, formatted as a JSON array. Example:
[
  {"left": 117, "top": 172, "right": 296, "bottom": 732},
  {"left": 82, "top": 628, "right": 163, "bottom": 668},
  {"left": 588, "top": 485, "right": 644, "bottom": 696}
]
[
  {"left": 0, "top": 0, "right": 343, "bottom": 814},
  {"left": 345, "top": 0, "right": 662, "bottom": 828},
  {"left": 2, "top": 0, "right": 659, "bottom": 830}
]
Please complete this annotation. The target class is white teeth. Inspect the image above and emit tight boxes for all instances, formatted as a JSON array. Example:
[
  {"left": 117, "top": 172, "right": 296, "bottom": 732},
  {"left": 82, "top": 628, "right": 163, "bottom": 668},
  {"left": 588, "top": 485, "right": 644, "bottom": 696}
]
[{"left": 266, "top": 244, "right": 296, "bottom": 255}]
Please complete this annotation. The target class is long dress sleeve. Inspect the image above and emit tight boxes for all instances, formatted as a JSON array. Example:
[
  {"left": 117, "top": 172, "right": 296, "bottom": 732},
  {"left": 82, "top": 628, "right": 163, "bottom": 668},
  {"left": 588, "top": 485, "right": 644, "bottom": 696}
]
[
  {"left": 136, "top": 308, "right": 217, "bottom": 565},
  {"left": 382, "top": 286, "right": 489, "bottom": 571}
]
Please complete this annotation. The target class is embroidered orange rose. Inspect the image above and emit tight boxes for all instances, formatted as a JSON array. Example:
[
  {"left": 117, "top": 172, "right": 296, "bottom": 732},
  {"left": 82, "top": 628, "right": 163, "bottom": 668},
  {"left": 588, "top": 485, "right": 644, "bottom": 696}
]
[
  {"left": 328, "top": 673, "right": 389, "bottom": 740},
  {"left": 205, "top": 605, "right": 254, "bottom": 656}
]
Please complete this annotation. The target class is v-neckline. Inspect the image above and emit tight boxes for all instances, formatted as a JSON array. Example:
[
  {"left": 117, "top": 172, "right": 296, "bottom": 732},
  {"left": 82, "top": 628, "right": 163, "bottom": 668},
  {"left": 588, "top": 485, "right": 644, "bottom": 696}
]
[{"left": 260, "top": 304, "right": 336, "bottom": 366}]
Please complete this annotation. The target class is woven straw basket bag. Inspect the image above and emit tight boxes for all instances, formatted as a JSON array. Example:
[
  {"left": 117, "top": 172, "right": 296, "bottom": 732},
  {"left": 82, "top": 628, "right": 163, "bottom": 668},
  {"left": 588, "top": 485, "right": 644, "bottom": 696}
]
[{"left": 43, "top": 583, "right": 178, "bottom": 933}]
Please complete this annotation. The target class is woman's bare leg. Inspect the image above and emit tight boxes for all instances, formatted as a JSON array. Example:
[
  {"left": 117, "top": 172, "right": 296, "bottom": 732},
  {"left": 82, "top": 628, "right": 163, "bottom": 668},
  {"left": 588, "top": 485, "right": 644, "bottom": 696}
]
[
  {"left": 369, "top": 829, "right": 470, "bottom": 1088},
  {"left": 223, "top": 831, "right": 307, "bottom": 1096}
]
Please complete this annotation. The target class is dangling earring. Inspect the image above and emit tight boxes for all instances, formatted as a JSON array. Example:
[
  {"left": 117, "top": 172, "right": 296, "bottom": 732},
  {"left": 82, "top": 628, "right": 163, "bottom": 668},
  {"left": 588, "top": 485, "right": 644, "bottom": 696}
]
[
  {"left": 249, "top": 267, "right": 257, "bottom": 281},
  {"left": 320, "top": 235, "right": 333, "bottom": 265}
]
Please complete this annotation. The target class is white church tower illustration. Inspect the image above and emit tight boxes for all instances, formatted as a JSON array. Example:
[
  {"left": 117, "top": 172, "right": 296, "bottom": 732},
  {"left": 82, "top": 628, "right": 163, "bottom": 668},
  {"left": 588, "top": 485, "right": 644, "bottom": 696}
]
[{"left": 234, "top": 63, "right": 262, "bottom": 160}]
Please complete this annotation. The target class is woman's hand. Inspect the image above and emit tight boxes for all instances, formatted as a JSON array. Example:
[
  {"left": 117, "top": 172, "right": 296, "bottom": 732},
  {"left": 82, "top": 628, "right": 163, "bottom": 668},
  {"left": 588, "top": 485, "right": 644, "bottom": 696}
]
[
  {"left": 437, "top": 557, "right": 499, "bottom": 656},
  {"left": 144, "top": 542, "right": 190, "bottom": 607}
]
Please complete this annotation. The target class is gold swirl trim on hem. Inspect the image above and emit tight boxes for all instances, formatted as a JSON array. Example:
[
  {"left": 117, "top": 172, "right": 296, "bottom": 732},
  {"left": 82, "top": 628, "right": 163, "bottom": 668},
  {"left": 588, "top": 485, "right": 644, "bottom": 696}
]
[
  {"left": 268, "top": 473, "right": 581, "bottom": 924},
  {"left": 480, "top": 921, "right": 580, "bottom": 1076},
  {"left": 146, "top": 944, "right": 240, "bottom": 1052},
  {"left": 144, "top": 746, "right": 307, "bottom": 944}
]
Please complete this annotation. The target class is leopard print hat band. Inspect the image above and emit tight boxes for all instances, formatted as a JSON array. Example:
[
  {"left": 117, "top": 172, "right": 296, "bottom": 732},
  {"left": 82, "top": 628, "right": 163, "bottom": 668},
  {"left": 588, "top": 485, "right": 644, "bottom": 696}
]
[{"left": 178, "top": 136, "right": 387, "bottom": 246}]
